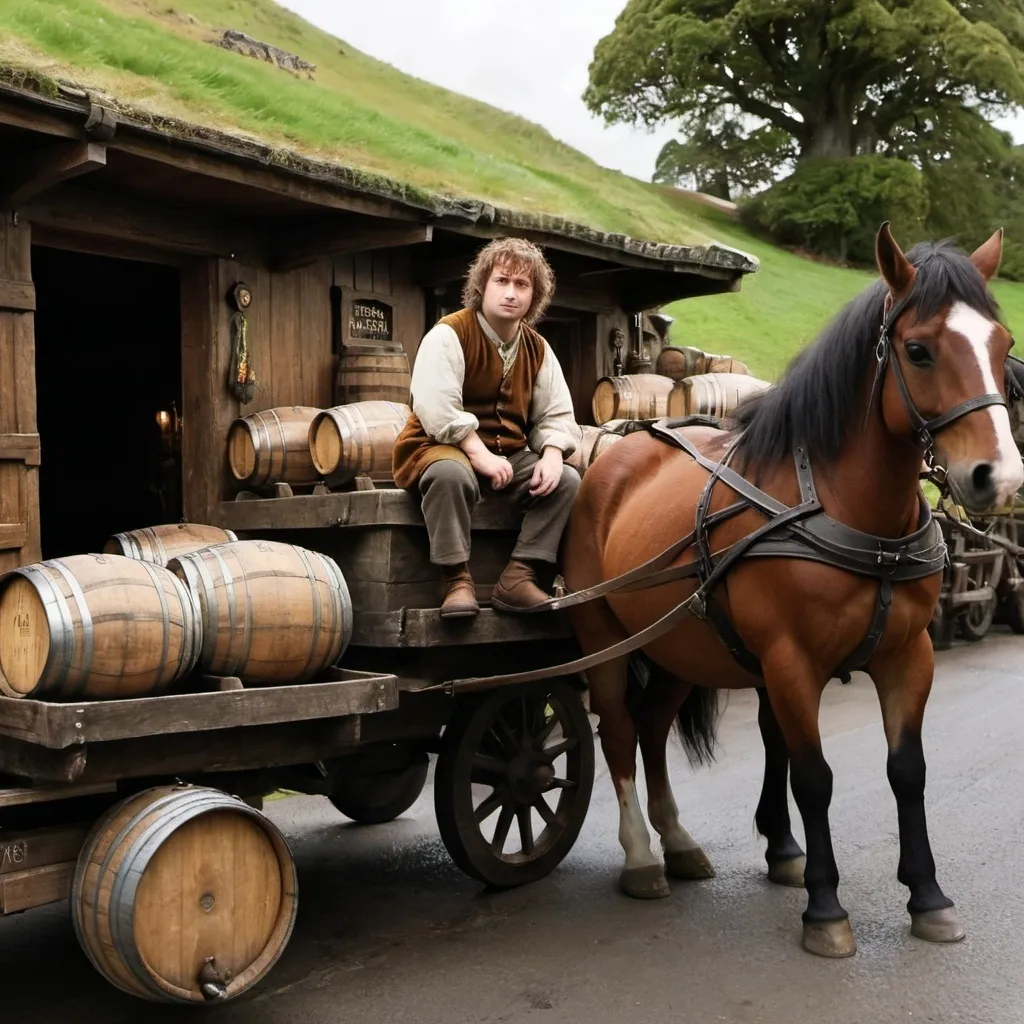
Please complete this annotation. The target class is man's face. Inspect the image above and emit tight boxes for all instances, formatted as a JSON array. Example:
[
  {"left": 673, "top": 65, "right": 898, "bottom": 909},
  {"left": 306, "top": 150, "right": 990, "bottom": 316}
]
[{"left": 481, "top": 262, "right": 533, "bottom": 325}]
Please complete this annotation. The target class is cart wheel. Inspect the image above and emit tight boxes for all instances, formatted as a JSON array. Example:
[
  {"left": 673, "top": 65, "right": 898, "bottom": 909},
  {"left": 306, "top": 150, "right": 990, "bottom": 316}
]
[
  {"left": 434, "top": 680, "right": 594, "bottom": 888},
  {"left": 960, "top": 594, "right": 996, "bottom": 641},
  {"left": 330, "top": 751, "right": 429, "bottom": 824}
]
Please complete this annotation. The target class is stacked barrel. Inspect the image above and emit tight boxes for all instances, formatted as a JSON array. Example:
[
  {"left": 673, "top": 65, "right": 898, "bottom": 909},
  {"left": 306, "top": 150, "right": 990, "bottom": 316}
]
[
  {"left": 574, "top": 344, "right": 771, "bottom": 476},
  {"left": 0, "top": 523, "right": 353, "bottom": 702}
]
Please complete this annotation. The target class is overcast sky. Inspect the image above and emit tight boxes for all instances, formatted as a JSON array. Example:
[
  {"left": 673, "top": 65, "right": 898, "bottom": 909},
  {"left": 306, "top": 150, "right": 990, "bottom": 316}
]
[
  {"left": 277, "top": 0, "right": 678, "bottom": 181},
  {"left": 278, "top": 0, "right": 1024, "bottom": 184}
]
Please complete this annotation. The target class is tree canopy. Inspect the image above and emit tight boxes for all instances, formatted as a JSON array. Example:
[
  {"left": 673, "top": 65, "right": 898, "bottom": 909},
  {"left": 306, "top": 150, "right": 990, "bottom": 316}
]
[{"left": 585, "top": 0, "right": 1024, "bottom": 163}]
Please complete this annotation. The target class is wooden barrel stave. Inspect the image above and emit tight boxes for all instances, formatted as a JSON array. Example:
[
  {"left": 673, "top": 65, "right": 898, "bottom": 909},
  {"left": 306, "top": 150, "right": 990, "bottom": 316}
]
[
  {"left": 227, "top": 406, "right": 321, "bottom": 489},
  {"left": 656, "top": 345, "right": 750, "bottom": 381},
  {"left": 566, "top": 424, "right": 625, "bottom": 476},
  {"left": 72, "top": 785, "right": 297, "bottom": 1004},
  {"left": 667, "top": 372, "right": 772, "bottom": 420},
  {"left": 591, "top": 373, "right": 675, "bottom": 425},
  {"left": 169, "top": 540, "right": 353, "bottom": 685},
  {"left": 0, "top": 554, "right": 202, "bottom": 700},
  {"left": 335, "top": 346, "right": 411, "bottom": 405},
  {"left": 104, "top": 524, "right": 238, "bottom": 567},
  {"left": 309, "top": 400, "right": 411, "bottom": 483}
]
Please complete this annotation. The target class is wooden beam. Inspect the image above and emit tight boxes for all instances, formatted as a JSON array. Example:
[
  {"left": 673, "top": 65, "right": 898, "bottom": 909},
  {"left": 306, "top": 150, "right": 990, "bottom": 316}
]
[
  {"left": 0, "top": 525, "right": 28, "bottom": 551},
  {"left": 0, "top": 141, "right": 106, "bottom": 207},
  {"left": 24, "top": 183, "right": 263, "bottom": 263},
  {"left": 111, "top": 132, "right": 425, "bottom": 222},
  {"left": 0, "top": 94, "right": 82, "bottom": 141},
  {"left": 0, "top": 433, "right": 41, "bottom": 465},
  {"left": 350, "top": 607, "right": 573, "bottom": 649},
  {"left": 271, "top": 221, "right": 433, "bottom": 272},
  {"left": 0, "top": 861, "right": 74, "bottom": 915},
  {"left": 218, "top": 488, "right": 524, "bottom": 533},
  {"left": 0, "top": 280, "right": 35, "bottom": 313}
]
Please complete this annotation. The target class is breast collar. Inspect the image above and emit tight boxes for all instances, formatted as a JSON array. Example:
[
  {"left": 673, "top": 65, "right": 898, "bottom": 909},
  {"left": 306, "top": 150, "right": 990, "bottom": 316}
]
[{"left": 648, "top": 418, "right": 947, "bottom": 681}]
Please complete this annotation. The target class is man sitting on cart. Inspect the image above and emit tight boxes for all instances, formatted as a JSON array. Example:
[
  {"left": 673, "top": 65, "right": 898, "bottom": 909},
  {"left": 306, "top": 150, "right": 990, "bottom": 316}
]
[{"left": 392, "top": 237, "right": 580, "bottom": 619}]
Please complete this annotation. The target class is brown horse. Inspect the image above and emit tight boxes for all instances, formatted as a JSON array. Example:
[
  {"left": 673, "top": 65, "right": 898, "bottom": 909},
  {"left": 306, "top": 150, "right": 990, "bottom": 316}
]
[{"left": 561, "top": 224, "right": 1024, "bottom": 958}]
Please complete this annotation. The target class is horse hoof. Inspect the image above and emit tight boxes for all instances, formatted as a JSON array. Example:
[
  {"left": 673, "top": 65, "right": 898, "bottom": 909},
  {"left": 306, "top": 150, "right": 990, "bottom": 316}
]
[
  {"left": 802, "top": 918, "right": 857, "bottom": 958},
  {"left": 619, "top": 865, "right": 671, "bottom": 899},
  {"left": 911, "top": 906, "right": 965, "bottom": 944},
  {"left": 767, "top": 855, "right": 806, "bottom": 888},
  {"left": 665, "top": 847, "right": 715, "bottom": 880}
]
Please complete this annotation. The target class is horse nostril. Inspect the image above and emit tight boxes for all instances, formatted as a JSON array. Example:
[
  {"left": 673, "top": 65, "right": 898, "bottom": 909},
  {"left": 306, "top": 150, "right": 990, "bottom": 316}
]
[{"left": 971, "top": 462, "right": 994, "bottom": 496}]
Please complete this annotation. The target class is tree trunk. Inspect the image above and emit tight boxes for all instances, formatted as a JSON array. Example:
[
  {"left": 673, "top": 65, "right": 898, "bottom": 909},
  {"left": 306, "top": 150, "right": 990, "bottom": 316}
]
[{"left": 802, "top": 117, "right": 856, "bottom": 160}]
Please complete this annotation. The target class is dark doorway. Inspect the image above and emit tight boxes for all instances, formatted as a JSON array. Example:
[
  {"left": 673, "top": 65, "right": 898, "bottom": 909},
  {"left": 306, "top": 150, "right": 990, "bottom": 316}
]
[
  {"left": 31, "top": 246, "right": 182, "bottom": 560},
  {"left": 538, "top": 311, "right": 598, "bottom": 425}
]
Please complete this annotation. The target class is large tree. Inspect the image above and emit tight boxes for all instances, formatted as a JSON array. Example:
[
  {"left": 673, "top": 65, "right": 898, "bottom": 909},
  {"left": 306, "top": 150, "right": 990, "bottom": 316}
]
[{"left": 585, "top": 0, "right": 1024, "bottom": 164}]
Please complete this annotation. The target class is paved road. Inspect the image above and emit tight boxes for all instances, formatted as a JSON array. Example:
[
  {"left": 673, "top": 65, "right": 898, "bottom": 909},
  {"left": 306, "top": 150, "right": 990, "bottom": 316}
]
[{"left": 4, "top": 632, "right": 1023, "bottom": 1024}]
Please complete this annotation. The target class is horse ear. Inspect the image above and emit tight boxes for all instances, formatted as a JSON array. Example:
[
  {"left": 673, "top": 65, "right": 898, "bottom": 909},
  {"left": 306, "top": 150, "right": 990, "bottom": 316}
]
[
  {"left": 969, "top": 228, "right": 1003, "bottom": 282},
  {"left": 875, "top": 221, "right": 915, "bottom": 296}
]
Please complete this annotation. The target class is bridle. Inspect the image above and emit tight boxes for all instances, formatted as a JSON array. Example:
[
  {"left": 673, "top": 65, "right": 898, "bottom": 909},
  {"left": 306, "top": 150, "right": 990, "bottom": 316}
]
[{"left": 868, "top": 288, "right": 1008, "bottom": 492}]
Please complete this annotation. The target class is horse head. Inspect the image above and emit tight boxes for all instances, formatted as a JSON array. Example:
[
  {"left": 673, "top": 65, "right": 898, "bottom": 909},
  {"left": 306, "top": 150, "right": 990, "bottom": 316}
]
[{"left": 874, "top": 223, "right": 1024, "bottom": 511}]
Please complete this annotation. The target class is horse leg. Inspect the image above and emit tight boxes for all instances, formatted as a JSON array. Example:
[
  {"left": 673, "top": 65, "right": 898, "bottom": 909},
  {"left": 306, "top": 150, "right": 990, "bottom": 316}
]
[
  {"left": 635, "top": 672, "right": 715, "bottom": 880},
  {"left": 588, "top": 656, "right": 670, "bottom": 899},
  {"left": 762, "top": 658, "right": 855, "bottom": 958},
  {"left": 870, "top": 632, "right": 963, "bottom": 943},
  {"left": 755, "top": 687, "right": 806, "bottom": 887}
]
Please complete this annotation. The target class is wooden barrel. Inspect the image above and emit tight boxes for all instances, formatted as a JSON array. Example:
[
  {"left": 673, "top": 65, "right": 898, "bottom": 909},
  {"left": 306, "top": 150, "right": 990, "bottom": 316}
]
[
  {"left": 104, "top": 524, "right": 238, "bottom": 567},
  {"left": 72, "top": 785, "right": 297, "bottom": 1004},
  {"left": 566, "top": 425, "right": 624, "bottom": 476},
  {"left": 169, "top": 540, "right": 353, "bottom": 685},
  {"left": 227, "top": 406, "right": 321, "bottom": 489},
  {"left": 0, "top": 554, "right": 201, "bottom": 701},
  {"left": 309, "top": 400, "right": 411, "bottom": 484},
  {"left": 591, "top": 373, "right": 675, "bottom": 425},
  {"left": 667, "top": 372, "right": 772, "bottom": 420},
  {"left": 656, "top": 346, "right": 749, "bottom": 381},
  {"left": 335, "top": 345, "right": 411, "bottom": 405}
]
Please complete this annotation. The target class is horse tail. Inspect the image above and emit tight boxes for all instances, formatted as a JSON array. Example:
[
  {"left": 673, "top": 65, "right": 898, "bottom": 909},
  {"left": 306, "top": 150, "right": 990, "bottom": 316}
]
[
  {"left": 675, "top": 685, "right": 721, "bottom": 769},
  {"left": 625, "top": 650, "right": 721, "bottom": 768}
]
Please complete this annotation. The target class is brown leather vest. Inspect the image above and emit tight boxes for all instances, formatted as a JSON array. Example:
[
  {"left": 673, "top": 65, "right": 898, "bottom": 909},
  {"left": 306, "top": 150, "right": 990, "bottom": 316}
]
[{"left": 392, "top": 308, "right": 546, "bottom": 488}]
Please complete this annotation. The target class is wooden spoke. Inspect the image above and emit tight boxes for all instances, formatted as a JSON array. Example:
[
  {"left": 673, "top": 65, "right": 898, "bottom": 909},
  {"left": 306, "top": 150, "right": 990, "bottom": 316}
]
[
  {"left": 533, "top": 796, "right": 557, "bottom": 827},
  {"left": 470, "top": 753, "right": 508, "bottom": 784},
  {"left": 547, "top": 777, "right": 575, "bottom": 791},
  {"left": 517, "top": 806, "right": 535, "bottom": 855},
  {"left": 543, "top": 737, "right": 578, "bottom": 760},
  {"left": 534, "top": 715, "right": 560, "bottom": 749},
  {"left": 491, "top": 804, "right": 515, "bottom": 853},
  {"left": 474, "top": 790, "right": 504, "bottom": 824}
]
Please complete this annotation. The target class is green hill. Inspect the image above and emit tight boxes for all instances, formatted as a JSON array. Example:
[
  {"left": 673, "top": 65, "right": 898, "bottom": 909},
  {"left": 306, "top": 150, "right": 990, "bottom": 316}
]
[{"left": 3, "top": 0, "right": 1024, "bottom": 379}]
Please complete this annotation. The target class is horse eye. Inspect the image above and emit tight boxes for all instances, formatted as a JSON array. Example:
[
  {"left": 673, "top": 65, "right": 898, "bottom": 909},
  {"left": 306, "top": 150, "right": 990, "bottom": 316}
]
[{"left": 905, "top": 342, "right": 933, "bottom": 366}]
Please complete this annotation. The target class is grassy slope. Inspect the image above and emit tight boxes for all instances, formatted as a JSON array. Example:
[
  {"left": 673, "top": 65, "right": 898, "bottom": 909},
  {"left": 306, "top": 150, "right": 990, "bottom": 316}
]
[{"left": 2, "top": 0, "right": 1024, "bottom": 380}]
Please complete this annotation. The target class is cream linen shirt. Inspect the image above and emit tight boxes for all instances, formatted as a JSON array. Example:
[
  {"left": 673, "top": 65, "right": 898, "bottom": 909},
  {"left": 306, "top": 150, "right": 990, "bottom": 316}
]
[{"left": 408, "top": 311, "right": 579, "bottom": 458}]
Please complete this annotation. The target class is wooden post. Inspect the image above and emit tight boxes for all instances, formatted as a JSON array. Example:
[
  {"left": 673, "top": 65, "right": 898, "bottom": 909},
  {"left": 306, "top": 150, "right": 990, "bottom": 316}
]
[{"left": 0, "top": 211, "right": 40, "bottom": 569}]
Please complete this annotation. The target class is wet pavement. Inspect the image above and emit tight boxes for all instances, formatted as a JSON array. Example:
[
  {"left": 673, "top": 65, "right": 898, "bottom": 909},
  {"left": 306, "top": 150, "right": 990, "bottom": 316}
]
[{"left": 3, "top": 630, "right": 1023, "bottom": 1023}]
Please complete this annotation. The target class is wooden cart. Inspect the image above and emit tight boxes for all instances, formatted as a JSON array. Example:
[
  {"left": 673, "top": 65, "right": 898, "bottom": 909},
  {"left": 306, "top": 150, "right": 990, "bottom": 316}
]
[
  {"left": 0, "top": 488, "right": 596, "bottom": 1006},
  {"left": 928, "top": 510, "right": 1007, "bottom": 648}
]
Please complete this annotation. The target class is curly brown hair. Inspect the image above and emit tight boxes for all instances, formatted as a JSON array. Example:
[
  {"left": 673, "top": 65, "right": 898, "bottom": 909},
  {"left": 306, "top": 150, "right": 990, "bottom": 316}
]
[{"left": 460, "top": 237, "right": 556, "bottom": 326}]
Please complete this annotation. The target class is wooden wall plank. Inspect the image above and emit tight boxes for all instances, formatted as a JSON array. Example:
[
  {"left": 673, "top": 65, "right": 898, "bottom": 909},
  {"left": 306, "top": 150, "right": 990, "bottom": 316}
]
[
  {"left": 269, "top": 267, "right": 304, "bottom": 408},
  {"left": 372, "top": 252, "right": 391, "bottom": 294},
  {"left": 181, "top": 258, "right": 239, "bottom": 525},
  {"left": 0, "top": 213, "right": 38, "bottom": 570},
  {"left": 333, "top": 255, "right": 355, "bottom": 290},
  {"left": 299, "top": 260, "right": 333, "bottom": 409},
  {"left": 354, "top": 252, "right": 373, "bottom": 292}
]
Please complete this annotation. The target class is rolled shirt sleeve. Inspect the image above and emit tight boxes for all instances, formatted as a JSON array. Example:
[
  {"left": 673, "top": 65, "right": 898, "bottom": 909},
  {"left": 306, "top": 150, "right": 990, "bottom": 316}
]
[
  {"left": 408, "top": 323, "right": 479, "bottom": 445},
  {"left": 528, "top": 340, "right": 578, "bottom": 458}
]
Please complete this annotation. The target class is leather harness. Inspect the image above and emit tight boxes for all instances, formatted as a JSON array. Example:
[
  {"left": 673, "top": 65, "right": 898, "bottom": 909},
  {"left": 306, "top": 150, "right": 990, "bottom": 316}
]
[{"left": 431, "top": 289, "right": 1009, "bottom": 695}]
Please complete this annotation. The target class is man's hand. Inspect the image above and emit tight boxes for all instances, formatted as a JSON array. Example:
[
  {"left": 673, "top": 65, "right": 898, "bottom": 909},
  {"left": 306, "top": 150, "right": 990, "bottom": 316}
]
[
  {"left": 467, "top": 448, "right": 514, "bottom": 490},
  {"left": 530, "top": 447, "right": 564, "bottom": 498}
]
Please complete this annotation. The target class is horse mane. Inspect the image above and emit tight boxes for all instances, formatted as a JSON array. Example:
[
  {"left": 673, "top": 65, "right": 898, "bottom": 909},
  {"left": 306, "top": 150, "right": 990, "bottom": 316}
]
[{"left": 730, "top": 239, "right": 1004, "bottom": 469}]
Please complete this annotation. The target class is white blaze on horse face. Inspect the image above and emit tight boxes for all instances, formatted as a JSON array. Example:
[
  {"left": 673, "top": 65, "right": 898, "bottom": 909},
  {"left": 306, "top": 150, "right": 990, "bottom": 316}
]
[{"left": 945, "top": 301, "right": 1024, "bottom": 502}]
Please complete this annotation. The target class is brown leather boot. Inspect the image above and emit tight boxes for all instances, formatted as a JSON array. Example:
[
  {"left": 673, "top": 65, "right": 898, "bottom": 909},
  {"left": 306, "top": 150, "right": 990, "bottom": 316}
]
[
  {"left": 491, "top": 559, "right": 551, "bottom": 613},
  {"left": 439, "top": 563, "right": 479, "bottom": 618}
]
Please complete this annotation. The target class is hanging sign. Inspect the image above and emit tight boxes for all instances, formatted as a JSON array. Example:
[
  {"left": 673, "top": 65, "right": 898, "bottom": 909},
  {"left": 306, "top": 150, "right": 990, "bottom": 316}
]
[{"left": 349, "top": 298, "right": 394, "bottom": 342}]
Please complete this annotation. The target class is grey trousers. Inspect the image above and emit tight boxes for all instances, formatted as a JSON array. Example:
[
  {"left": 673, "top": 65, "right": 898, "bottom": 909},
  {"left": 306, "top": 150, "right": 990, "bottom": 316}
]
[{"left": 418, "top": 450, "right": 581, "bottom": 566}]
